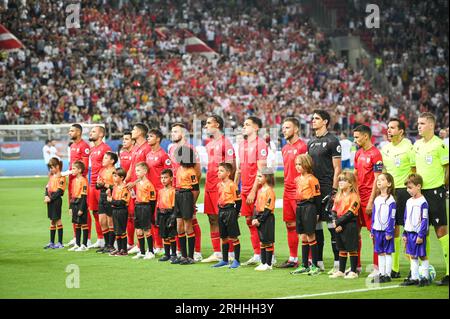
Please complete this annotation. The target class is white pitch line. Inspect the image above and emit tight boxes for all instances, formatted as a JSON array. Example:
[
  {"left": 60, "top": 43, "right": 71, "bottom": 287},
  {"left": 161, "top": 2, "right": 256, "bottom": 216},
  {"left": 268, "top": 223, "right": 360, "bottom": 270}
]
[{"left": 276, "top": 284, "right": 401, "bottom": 299}]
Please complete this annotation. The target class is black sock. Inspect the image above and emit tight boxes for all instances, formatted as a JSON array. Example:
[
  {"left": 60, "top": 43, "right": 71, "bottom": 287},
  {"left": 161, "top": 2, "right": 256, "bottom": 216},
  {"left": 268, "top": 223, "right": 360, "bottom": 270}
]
[
  {"left": 75, "top": 227, "right": 81, "bottom": 246},
  {"left": 170, "top": 240, "right": 177, "bottom": 257},
  {"left": 138, "top": 237, "right": 146, "bottom": 255},
  {"left": 302, "top": 243, "right": 309, "bottom": 267},
  {"left": 179, "top": 235, "right": 187, "bottom": 258},
  {"left": 222, "top": 242, "right": 230, "bottom": 263},
  {"left": 350, "top": 255, "right": 358, "bottom": 273},
  {"left": 339, "top": 255, "right": 347, "bottom": 273},
  {"left": 329, "top": 228, "right": 339, "bottom": 261},
  {"left": 310, "top": 242, "right": 318, "bottom": 267},
  {"left": 187, "top": 234, "right": 195, "bottom": 259},
  {"left": 50, "top": 227, "right": 56, "bottom": 243},
  {"left": 57, "top": 227, "right": 63, "bottom": 244},
  {"left": 103, "top": 232, "right": 109, "bottom": 247},
  {"left": 82, "top": 228, "right": 88, "bottom": 246},
  {"left": 164, "top": 243, "right": 171, "bottom": 257},
  {"left": 146, "top": 235, "right": 154, "bottom": 253},
  {"left": 109, "top": 231, "right": 116, "bottom": 248},
  {"left": 122, "top": 237, "right": 127, "bottom": 251},
  {"left": 261, "top": 248, "right": 267, "bottom": 265},
  {"left": 233, "top": 242, "right": 240, "bottom": 262},
  {"left": 266, "top": 248, "right": 273, "bottom": 266},
  {"left": 315, "top": 229, "right": 324, "bottom": 261}
]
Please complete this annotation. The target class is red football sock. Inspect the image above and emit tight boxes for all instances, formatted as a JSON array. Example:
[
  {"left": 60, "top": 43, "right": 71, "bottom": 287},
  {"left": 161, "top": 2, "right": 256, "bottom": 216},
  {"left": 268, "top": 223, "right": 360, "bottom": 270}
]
[
  {"left": 93, "top": 212, "right": 103, "bottom": 240},
  {"left": 176, "top": 235, "right": 180, "bottom": 251},
  {"left": 286, "top": 226, "right": 298, "bottom": 258},
  {"left": 228, "top": 243, "right": 234, "bottom": 252},
  {"left": 127, "top": 218, "right": 135, "bottom": 245},
  {"left": 72, "top": 224, "right": 77, "bottom": 237},
  {"left": 152, "top": 225, "right": 163, "bottom": 248},
  {"left": 357, "top": 235, "right": 362, "bottom": 268},
  {"left": 249, "top": 225, "right": 261, "bottom": 254},
  {"left": 192, "top": 218, "right": 201, "bottom": 252},
  {"left": 210, "top": 231, "right": 221, "bottom": 253},
  {"left": 372, "top": 238, "right": 378, "bottom": 266}
]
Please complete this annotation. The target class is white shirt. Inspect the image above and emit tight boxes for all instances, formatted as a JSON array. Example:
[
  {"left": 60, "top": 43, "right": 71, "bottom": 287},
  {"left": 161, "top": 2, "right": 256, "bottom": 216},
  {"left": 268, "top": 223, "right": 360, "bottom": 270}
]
[
  {"left": 404, "top": 196, "right": 428, "bottom": 234},
  {"left": 43, "top": 145, "right": 59, "bottom": 164},
  {"left": 372, "top": 195, "right": 396, "bottom": 231},
  {"left": 340, "top": 139, "right": 353, "bottom": 161}
]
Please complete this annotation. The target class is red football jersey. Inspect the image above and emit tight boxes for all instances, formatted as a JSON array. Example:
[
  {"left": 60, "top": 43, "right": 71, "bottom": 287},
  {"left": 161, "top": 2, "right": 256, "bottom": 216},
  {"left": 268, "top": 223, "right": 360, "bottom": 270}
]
[
  {"left": 282, "top": 138, "right": 307, "bottom": 199},
  {"left": 145, "top": 147, "right": 172, "bottom": 190},
  {"left": 354, "top": 146, "right": 383, "bottom": 203},
  {"left": 129, "top": 142, "right": 152, "bottom": 182},
  {"left": 69, "top": 139, "right": 90, "bottom": 176},
  {"left": 89, "top": 142, "right": 111, "bottom": 187},
  {"left": 119, "top": 148, "right": 133, "bottom": 173},
  {"left": 205, "top": 135, "right": 235, "bottom": 192},
  {"left": 168, "top": 142, "right": 199, "bottom": 188},
  {"left": 238, "top": 136, "right": 268, "bottom": 195}
]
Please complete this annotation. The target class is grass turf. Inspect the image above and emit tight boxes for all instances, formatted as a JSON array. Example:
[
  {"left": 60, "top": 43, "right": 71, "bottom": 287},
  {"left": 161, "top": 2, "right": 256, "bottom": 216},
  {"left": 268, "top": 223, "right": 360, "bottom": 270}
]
[{"left": 0, "top": 177, "right": 448, "bottom": 299}]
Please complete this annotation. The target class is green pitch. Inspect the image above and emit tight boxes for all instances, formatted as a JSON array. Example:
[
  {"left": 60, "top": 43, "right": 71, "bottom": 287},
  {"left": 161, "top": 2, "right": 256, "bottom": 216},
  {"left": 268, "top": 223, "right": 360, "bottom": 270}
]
[{"left": 0, "top": 176, "right": 448, "bottom": 299}]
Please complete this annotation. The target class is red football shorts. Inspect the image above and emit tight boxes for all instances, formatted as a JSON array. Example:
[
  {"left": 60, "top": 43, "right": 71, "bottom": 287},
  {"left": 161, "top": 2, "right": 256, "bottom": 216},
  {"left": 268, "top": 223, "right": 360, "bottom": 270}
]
[
  {"left": 357, "top": 202, "right": 372, "bottom": 231},
  {"left": 204, "top": 191, "right": 219, "bottom": 215},
  {"left": 87, "top": 185, "right": 100, "bottom": 212},
  {"left": 283, "top": 197, "right": 297, "bottom": 223},
  {"left": 240, "top": 193, "right": 256, "bottom": 217}
]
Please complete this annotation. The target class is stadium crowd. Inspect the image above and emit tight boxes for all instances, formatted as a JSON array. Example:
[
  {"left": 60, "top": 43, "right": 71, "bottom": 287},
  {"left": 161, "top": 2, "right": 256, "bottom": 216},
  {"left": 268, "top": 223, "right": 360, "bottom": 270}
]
[{"left": 1, "top": 0, "right": 447, "bottom": 143}]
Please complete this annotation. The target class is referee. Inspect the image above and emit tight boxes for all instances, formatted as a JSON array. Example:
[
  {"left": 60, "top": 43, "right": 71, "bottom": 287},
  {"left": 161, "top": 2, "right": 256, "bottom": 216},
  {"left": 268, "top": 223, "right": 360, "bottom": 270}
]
[
  {"left": 413, "top": 112, "right": 449, "bottom": 286},
  {"left": 381, "top": 118, "right": 415, "bottom": 278},
  {"left": 307, "top": 110, "right": 342, "bottom": 273}
]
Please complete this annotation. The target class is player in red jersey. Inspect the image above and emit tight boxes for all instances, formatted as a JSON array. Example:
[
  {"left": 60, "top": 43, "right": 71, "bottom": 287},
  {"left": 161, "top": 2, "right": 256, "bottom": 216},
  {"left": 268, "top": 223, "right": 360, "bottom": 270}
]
[
  {"left": 278, "top": 117, "right": 307, "bottom": 268},
  {"left": 125, "top": 123, "right": 152, "bottom": 254},
  {"left": 235, "top": 117, "right": 268, "bottom": 266},
  {"left": 168, "top": 123, "right": 203, "bottom": 261},
  {"left": 66, "top": 124, "right": 90, "bottom": 247},
  {"left": 146, "top": 128, "right": 172, "bottom": 256},
  {"left": 353, "top": 125, "right": 383, "bottom": 277},
  {"left": 87, "top": 126, "right": 111, "bottom": 249},
  {"left": 201, "top": 115, "right": 236, "bottom": 263},
  {"left": 119, "top": 131, "right": 133, "bottom": 173}
]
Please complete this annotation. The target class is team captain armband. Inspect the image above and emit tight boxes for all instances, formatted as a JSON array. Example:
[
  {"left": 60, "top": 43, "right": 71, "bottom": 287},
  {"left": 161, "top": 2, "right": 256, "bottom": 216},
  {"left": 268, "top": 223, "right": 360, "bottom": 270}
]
[{"left": 373, "top": 160, "right": 383, "bottom": 172}]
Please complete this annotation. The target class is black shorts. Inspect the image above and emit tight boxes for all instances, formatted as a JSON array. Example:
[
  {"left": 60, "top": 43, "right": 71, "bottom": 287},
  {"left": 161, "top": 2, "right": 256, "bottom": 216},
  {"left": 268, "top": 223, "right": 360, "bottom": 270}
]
[
  {"left": 422, "top": 187, "right": 447, "bottom": 227},
  {"left": 317, "top": 186, "right": 332, "bottom": 222},
  {"left": 296, "top": 201, "right": 317, "bottom": 234},
  {"left": 257, "top": 213, "right": 275, "bottom": 245},
  {"left": 70, "top": 202, "right": 88, "bottom": 225},
  {"left": 395, "top": 188, "right": 409, "bottom": 226},
  {"left": 174, "top": 190, "right": 194, "bottom": 220},
  {"left": 134, "top": 203, "right": 152, "bottom": 231},
  {"left": 47, "top": 198, "right": 62, "bottom": 221},
  {"left": 335, "top": 221, "right": 358, "bottom": 252},
  {"left": 113, "top": 207, "right": 128, "bottom": 235},
  {"left": 157, "top": 209, "right": 177, "bottom": 239},
  {"left": 218, "top": 205, "right": 240, "bottom": 238},
  {"left": 98, "top": 193, "right": 112, "bottom": 216}
]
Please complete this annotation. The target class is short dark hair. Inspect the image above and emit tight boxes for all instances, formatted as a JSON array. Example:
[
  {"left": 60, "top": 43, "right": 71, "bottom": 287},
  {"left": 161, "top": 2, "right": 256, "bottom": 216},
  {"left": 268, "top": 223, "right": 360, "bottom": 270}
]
[
  {"left": 388, "top": 118, "right": 406, "bottom": 136},
  {"left": 105, "top": 151, "right": 118, "bottom": 165},
  {"left": 136, "top": 161, "right": 149, "bottom": 171},
  {"left": 175, "top": 145, "right": 196, "bottom": 168},
  {"left": 404, "top": 173, "right": 423, "bottom": 188},
  {"left": 247, "top": 116, "right": 262, "bottom": 129},
  {"left": 134, "top": 123, "right": 149, "bottom": 136},
  {"left": 96, "top": 125, "right": 106, "bottom": 136},
  {"left": 171, "top": 122, "right": 186, "bottom": 130},
  {"left": 123, "top": 130, "right": 132, "bottom": 137},
  {"left": 148, "top": 128, "right": 163, "bottom": 141},
  {"left": 115, "top": 168, "right": 127, "bottom": 180},
  {"left": 45, "top": 139, "right": 51, "bottom": 145},
  {"left": 73, "top": 160, "right": 85, "bottom": 173},
  {"left": 208, "top": 115, "right": 224, "bottom": 131},
  {"left": 161, "top": 169, "right": 173, "bottom": 177},
  {"left": 354, "top": 124, "right": 372, "bottom": 137},
  {"left": 71, "top": 124, "right": 83, "bottom": 132},
  {"left": 312, "top": 110, "right": 331, "bottom": 127},
  {"left": 419, "top": 112, "right": 436, "bottom": 125},
  {"left": 47, "top": 157, "right": 63, "bottom": 170},
  {"left": 283, "top": 117, "right": 300, "bottom": 128},
  {"left": 219, "top": 162, "right": 233, "bottom": 172}
]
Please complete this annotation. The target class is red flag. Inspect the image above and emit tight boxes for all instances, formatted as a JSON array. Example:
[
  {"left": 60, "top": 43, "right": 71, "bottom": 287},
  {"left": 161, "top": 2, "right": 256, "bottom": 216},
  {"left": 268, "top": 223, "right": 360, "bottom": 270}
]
[{"left": 0, "top": 24, "right": 24, "bottom": 51}]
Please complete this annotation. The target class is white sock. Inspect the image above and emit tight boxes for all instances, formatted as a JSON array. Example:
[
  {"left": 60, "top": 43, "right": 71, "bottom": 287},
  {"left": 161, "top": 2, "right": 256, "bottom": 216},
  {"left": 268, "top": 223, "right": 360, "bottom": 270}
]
[
  {"left": 421, "top": 259, "right": 429, "bottom": 279},
  {"left": 334, "top": 260, "right": 340, "bottom": 268},
  {"left": 214, "top": 251, "right": 223, "bottom": 258},
  {"left": 385, "top": 254, "right": 392, "bottom": 276},
  {"left": 378, "top": 255, "right": 386, "bottom": 275},
  {"left": 254, "top": 254, "right": 261, "bottom": 260},
  {"left": 411, "top": 259, "right": 420, "bottom": 280},
  {"left": 317, "top": 261, "right": 325, "bottom": 269},
  {"left": 289, "top": 256, "right": 298, "bottom": 262}
]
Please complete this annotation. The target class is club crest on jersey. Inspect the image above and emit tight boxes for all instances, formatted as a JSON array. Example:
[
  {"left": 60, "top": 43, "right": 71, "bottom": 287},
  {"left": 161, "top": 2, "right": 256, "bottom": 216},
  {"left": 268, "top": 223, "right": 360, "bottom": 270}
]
[
  {"left": 227, "top": 149, "right": 234, "bottom": 156},
  {"left": 336, "top": 145, "right": 341, "bottom": 153},
  {"left": 366, "top": 157, "right": 371, "bottom": 163},
  {"left": 85, "top": 148, "right": 90, "bottom": 154},
  {"left": 322, "top": 142, "right": 327, "bottom": 148},
  {"left": 425, "top": 155, "right": 433, "bottom": 165},
  {"left": 165, "top": 159, "right": 171, "bottom": 166}
]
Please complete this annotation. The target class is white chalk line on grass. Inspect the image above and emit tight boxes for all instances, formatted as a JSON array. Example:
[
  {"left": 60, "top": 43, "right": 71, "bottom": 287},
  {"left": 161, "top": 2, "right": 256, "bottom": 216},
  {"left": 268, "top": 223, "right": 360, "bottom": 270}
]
[{"left": 276, "top": 284, "right": 401, "bottom": 299}]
